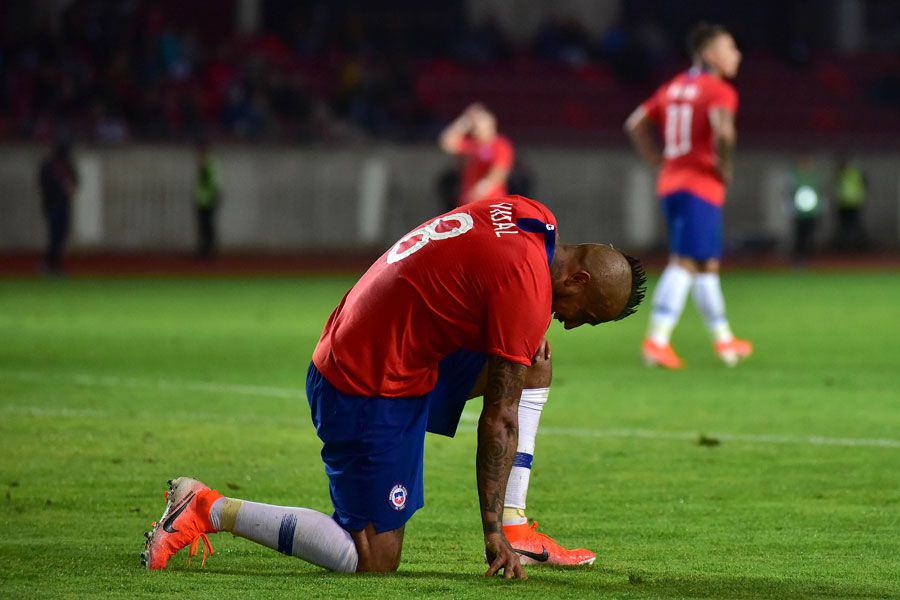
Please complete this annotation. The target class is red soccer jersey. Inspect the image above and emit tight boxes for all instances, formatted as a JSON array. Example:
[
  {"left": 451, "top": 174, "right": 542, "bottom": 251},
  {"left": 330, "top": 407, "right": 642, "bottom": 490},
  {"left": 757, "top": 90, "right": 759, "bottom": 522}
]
[
  {"left": 642, "top": 68, "right": 739, "bottom": 205},
  {"left": 312, "top": 195, "right": 555, "bottom": 398},
  {"left": 454, "top": 135, "right": 515, "bottom": 205}
]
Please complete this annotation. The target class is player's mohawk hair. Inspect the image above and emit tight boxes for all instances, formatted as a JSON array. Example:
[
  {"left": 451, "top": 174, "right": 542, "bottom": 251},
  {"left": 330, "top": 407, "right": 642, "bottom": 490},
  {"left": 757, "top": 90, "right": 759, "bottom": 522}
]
[
  {"left": 612, "top": 253, "right": 647, "bottom": 322},
  {"left": 687, "top": 21, "right": 729, "bottom": 57}
]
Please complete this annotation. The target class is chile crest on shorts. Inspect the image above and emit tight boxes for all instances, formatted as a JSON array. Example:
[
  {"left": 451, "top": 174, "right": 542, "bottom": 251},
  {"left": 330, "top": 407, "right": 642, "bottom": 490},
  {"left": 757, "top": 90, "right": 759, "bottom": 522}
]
[{"left": 389, "top": 483, "right": 408, "bottom": 511}]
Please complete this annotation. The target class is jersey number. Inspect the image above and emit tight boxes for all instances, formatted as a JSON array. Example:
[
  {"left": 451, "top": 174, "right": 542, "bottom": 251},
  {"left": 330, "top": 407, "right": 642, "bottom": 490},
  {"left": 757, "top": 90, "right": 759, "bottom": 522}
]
[
  {"left": 664, "top": 103, "right": 693, "bottom": 159},
  {"left": 387, "top": 213, "right": 474, "bottom": 264}
]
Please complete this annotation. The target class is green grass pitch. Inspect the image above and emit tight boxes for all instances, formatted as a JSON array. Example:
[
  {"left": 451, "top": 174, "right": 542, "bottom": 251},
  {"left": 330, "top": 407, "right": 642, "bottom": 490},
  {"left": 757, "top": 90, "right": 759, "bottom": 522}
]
[{"left": 1, "top": 271, "right": 898, "bottom": 599}]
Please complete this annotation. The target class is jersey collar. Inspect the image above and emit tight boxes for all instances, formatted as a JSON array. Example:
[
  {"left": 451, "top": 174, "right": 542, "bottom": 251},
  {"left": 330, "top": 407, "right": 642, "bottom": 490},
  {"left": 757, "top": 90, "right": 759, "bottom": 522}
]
[
  {"left": 688, "top": 65, "right": 712, "bottom": 78},
  {"left": 516, "top": 218, "right": 556, "bottom": 266}
]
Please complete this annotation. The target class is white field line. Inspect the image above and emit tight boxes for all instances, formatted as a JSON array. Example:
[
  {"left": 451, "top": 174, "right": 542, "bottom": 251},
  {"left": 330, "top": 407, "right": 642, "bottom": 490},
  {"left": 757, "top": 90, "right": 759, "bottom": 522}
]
[
  {"left": 2, "top": 369, "right": 899, "bottom": 450},
  {"left": 455, "top": 415, "right": 900, "bottom": 450},
  {"left": 2, "top": 369, "right": 304, "bottom": 400}
]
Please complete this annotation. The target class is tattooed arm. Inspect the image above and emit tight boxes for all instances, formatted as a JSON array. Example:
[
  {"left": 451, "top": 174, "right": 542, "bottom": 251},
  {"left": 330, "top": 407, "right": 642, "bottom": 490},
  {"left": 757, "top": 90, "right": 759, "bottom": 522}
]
[{"left": 478, "top": 356, "right": 527, "bottom": 579}]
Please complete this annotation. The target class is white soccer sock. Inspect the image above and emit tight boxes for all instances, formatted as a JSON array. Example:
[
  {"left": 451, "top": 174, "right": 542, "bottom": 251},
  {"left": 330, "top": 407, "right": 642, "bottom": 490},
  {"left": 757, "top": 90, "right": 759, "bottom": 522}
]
[
  {"left": 692, "top": 273, "right": 734, "bottom": 343},
  {"left": 503, "top": 387, "right": 548, "bottom": 525},
  {"left": 209, "top": 497, "right": 358, "bottom": 572},
  {"left": 647, "top": 264, "right": 693, "bottom": 345}
]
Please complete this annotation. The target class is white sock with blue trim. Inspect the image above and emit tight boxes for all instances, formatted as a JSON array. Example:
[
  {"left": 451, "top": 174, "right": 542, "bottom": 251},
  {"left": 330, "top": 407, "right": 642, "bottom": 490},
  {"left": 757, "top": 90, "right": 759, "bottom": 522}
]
[
  {"left": 503, "top": 387, "right": 549, "bottom": 526},
  {"left": 647, "top": 264, "right": 693, "bottom": 345},
  {"left": 209, "top": 497, "right": 358, "bottom": 572},
  {"left": 692, "top": 273, "right": 734, "bottom": 343}
]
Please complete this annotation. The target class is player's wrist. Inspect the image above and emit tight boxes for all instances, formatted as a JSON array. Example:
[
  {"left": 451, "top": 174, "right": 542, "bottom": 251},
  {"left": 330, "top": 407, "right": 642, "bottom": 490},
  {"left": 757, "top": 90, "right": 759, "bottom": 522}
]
[
  {"left": 482, "top": 520, "right": 503, "bottom": 536},
  {"left": 483, "top": 531, "right": 509, "bottom": 554}
]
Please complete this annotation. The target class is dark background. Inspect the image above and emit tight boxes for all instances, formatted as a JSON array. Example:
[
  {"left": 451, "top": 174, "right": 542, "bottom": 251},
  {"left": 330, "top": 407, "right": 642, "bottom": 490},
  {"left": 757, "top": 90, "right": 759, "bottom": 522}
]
[{"left": 2, "top": 0, "right": 898, "bottom": 147}]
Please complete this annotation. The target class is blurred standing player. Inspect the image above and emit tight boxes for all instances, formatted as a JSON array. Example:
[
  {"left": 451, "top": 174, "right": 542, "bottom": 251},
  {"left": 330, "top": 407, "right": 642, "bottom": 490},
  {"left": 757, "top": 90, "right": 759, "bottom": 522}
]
[
  {"left": 142, "top": 195, "right": 647, "bottom": 578},
  {"left": 38, "top": 139, "right": 79, "bottom": 275},
  {"left": 194, "top": 141, "right": 221, "bottom": 259},
  {"left": 625, "top": 23, "right": 752, "bottom": 368},
  {"left": 439, "top": 103, "right": 514, "bottom": 206}
]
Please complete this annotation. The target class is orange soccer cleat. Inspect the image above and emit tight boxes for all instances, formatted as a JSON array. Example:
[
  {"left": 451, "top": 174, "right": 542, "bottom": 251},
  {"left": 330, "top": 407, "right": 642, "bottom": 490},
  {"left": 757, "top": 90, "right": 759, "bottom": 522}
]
[
  {"left": 715, "top": 337, "right": 753, "bottom": 367},
  {"left": 142, "top": 477, "right": 221, "bottom": 570},
  {"left": 504, "top": 521, "right": 596, "bottom": 566},
  {"left": 642, "top": 338, "right": 685, "bottom": 369}
]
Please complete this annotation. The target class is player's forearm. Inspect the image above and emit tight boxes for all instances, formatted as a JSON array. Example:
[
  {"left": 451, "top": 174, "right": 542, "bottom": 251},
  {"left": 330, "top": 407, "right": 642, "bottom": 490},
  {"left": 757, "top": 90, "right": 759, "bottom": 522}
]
[
  {"left": 716, "top": 134, "right": 736, "bottom": 185},
  {"left": 484, "top": 166, "right": 510, "bottom": 187},
  {"left": 711, "top": 108, "right": 737, "bottom": 185},
  {"left": 476, "top": 358, "right": 525, "bottom": 536},
  {"left": 625, "top": 107, "right": 662, "bottom": 167},
  {"left": 470, "top": 167, "right": 510, "bottom": 201},
  {"left": 476, "top": 411, "right": 517, "bottom": 535},
  {"left": 627, "top": 126, "right": 663, "bottom": 168},
  {"left": 439, "top": 115, "right": 471, "bottom": 153}
]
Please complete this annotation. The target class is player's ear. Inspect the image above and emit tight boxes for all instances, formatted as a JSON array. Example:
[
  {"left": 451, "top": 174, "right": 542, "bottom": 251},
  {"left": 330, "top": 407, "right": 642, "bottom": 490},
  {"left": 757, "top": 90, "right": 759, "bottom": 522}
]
[{"left": 567, "top": 270, "right": 591, "bottom": 287}]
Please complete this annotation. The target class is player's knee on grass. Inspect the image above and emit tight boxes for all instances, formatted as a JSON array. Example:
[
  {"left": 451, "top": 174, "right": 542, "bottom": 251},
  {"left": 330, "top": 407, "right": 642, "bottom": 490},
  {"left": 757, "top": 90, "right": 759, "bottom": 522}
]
[{"left": 352, "top": 524, "right": 404, "bottom": 573}]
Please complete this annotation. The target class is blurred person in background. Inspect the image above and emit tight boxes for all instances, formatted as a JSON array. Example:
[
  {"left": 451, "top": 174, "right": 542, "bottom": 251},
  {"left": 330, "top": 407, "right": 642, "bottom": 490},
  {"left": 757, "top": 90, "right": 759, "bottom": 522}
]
[
  {"left": 194, "top": 140, "right": 221, "bottom": 259},
  {"left": 38, "top": 139, "right": 79, "bottom": 275},
  {"left": 831, "top": 157, "right": 869, "bottom": 252},
  {"left": 435, "top": 152, "right": 532, "bottom": 215},
  {"left": 439, "top": 103, "right": 514, "bottom": 206},
  {"left": 625, "top": 22, "right": 752, "bottom": 369},
  {"left": 789, "top": 152, "right": 823, "bottom": 263}
]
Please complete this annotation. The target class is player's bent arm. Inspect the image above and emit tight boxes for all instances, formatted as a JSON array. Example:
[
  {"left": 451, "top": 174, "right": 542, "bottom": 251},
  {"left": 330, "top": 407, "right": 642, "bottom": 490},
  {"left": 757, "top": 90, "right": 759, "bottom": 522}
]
[
  {"left": 710, "top": 107, "right": 737, "bottom": 185},
  {"left": 477, "top": 356, "right": 527, "bottom": 579},
  {"left": 469, "top": 165, "right": 511, "bottom": 202},
  {"left": 624, "top": 106, "right": 663, "bottom": 167},
  {"left": 439, "top": 110, "right": 474, "bottom": 154}
]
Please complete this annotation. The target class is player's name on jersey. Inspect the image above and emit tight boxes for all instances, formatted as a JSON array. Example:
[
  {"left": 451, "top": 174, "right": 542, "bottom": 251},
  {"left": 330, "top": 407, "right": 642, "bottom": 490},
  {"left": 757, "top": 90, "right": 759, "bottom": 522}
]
[{"left": 490, "top": 201, "right": 518, "bottom": 237}]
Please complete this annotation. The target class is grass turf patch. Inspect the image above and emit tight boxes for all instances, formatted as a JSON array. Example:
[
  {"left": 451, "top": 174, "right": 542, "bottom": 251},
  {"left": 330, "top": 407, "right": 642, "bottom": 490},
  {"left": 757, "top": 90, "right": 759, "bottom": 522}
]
[{"left": 1, "top": 272, "right": 898, "bottom": 599}]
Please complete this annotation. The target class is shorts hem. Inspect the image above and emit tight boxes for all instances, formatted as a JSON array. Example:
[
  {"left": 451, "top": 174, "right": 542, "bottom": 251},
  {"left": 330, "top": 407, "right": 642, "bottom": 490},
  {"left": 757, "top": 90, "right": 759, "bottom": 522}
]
[
  {"left": 670, "top": 250, "right": 722, "bottom": 261},
  {"left": 333, "top": 501, "right": 423, "bottom": 534}
]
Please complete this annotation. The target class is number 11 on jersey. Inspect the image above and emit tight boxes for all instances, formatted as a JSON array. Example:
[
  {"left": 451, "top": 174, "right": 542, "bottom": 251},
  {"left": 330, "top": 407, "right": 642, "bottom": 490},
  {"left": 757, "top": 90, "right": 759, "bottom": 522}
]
[{"left": 664, "top": 103, "right": 693, "bottom": 159}]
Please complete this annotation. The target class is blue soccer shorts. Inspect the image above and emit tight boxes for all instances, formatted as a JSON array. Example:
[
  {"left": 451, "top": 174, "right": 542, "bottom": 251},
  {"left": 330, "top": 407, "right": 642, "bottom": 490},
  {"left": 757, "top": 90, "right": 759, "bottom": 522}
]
[
  {"left": 306, "top": 350, "right": 487, "bottom": 533},
  {"left": 661, "top": 190, "right": 723, "bottom": 261}
]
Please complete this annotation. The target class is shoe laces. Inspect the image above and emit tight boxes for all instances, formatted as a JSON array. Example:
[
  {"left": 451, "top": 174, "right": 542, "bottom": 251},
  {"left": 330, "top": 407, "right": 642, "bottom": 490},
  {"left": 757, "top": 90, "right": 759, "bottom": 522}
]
[
  {"left": 528, "top": 521, "right": 550, "bottom": 541},
  {"left": 188, "top": 533, "right": 214, "bottom": 567},
  {"left": 526, "top": 521, "right": 570, "bottom": 551}
]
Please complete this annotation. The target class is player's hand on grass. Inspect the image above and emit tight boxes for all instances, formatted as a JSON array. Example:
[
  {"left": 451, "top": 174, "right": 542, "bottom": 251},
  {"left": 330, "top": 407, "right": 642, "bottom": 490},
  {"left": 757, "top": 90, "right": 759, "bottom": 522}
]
[{"left": 484, "top": 533, "right": 527, "bottom": 580}]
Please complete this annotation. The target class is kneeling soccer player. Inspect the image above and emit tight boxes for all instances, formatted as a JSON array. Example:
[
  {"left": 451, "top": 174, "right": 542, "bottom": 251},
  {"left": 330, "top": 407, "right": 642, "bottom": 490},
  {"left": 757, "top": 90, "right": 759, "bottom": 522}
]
[{"left": 142, "top": 195, "right": 646, "bottom": 579}]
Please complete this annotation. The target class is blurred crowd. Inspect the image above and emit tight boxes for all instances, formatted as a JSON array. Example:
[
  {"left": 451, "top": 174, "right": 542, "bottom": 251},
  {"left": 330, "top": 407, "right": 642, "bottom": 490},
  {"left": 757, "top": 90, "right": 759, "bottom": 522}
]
[
  {"left": 1, "top": 2, "right": 329, "bottom": 143},
  {"left": 2, "top": 0, "right": 898, "bottom": 144}
]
